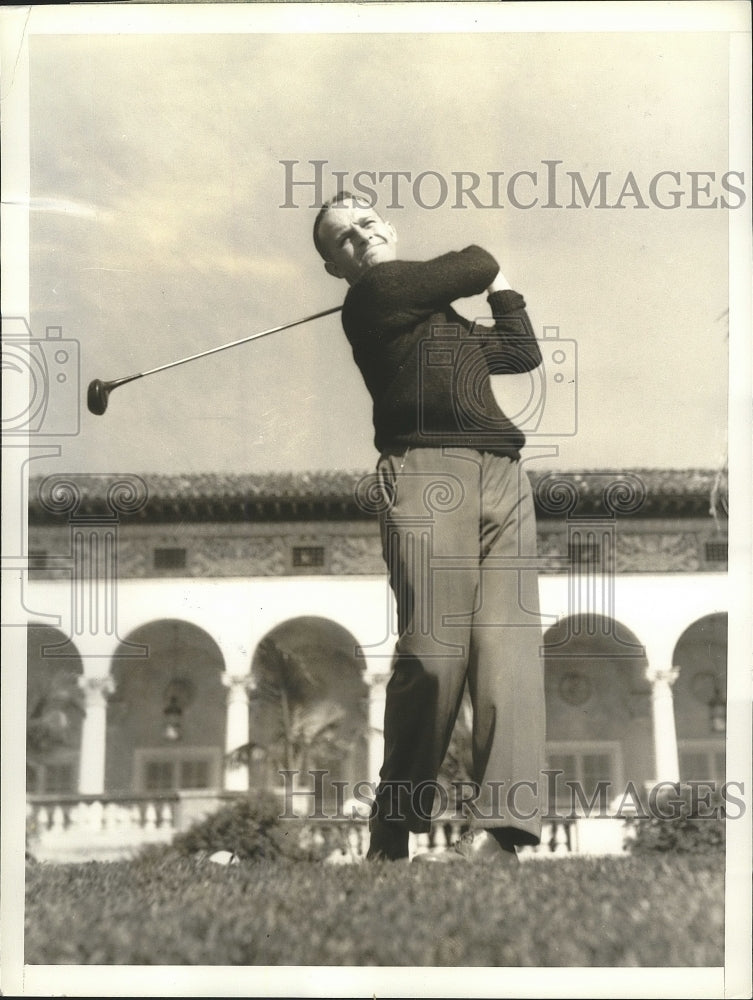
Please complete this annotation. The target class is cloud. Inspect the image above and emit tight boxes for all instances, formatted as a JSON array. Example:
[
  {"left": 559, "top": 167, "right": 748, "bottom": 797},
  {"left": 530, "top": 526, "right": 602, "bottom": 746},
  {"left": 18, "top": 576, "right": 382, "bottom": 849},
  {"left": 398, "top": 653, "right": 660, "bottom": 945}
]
[{"left": 20, "top": 197, "right": 109, "bottom": 219}]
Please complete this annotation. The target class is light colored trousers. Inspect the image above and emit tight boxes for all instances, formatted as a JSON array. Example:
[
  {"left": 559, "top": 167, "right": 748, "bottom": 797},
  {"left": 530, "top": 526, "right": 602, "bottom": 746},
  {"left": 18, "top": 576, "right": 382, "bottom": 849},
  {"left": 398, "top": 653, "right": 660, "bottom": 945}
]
[{"left": 375, "top": 447, "right": 545, "bottom": 845}]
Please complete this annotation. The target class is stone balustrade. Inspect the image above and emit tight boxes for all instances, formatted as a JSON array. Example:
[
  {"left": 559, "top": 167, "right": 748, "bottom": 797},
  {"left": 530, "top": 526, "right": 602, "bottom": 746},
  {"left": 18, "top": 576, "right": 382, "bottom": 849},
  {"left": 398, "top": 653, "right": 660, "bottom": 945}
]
[
  {"left": 320, "top": 815, "right": 627, "bottom": 863},
  {"left": 27, "top": 794, "right": 179, "bottom": 862},
  {"left": 26, "top": 794, "right": 629, "bottom": 864}
]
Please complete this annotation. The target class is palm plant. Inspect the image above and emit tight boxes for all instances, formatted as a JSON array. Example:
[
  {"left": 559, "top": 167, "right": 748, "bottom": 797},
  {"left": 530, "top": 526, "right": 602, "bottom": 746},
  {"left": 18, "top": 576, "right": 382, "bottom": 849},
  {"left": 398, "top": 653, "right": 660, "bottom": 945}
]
[
  {"left": 227, "top": 637, "right": 360, "bottom": 777},
  {"left": 26, "top": 663, "right": 84, "bottom": 785}
]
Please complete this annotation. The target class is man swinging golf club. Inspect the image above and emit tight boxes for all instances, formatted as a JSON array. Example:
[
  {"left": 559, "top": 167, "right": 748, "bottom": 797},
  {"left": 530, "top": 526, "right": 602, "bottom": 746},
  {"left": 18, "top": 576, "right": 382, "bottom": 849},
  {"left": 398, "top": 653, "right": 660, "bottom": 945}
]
[{"left": 313, "top": 192, "right": 546, "bottom": 864}]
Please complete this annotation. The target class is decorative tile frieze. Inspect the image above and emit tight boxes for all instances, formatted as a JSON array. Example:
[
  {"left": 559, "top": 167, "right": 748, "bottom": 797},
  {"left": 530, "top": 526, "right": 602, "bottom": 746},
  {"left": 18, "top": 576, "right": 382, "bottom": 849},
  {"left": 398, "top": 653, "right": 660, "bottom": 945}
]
[
  {"left": 190, "top": 536, "right": 288, "bottom": 577},
  {"left": 616, "top": 532, "right": 701, "bottom": 573},
  {"left": 329, "top": 535, "right": 384, "bottom": 575},
  {"left": 27, "top": 524, "right": 723, "bottom": 579},
  {"left": 537, "top": 530, "right": 705, "bottom": 573}
]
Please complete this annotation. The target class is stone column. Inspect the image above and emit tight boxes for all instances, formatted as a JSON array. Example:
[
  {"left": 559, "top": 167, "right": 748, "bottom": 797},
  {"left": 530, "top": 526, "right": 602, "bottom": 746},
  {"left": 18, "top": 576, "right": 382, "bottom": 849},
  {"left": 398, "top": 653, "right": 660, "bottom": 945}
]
[
  {"left": 222, "top": 672, "right": 251, "bottom": 791},
  {"left": 364, "top": 669, "right": 390, "bottom": 786},
  {"left": 78, "top": 674, "right": 115, "bottom": 794},
  {"left": 648, "top": 666, "right": 681, "bottom": 783}
]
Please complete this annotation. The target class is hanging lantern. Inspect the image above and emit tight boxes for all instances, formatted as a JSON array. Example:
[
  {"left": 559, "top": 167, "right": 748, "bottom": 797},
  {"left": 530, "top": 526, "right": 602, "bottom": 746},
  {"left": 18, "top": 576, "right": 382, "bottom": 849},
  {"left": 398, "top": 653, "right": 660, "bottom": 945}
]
[
  {"left": 708, "top": 687, "right": 726, "bottom": 734},
  {"left": 162, "top": 678, "right": 193, "bottom": 742},
  {"left": 163, "top": 694, "right": 183, "bottom": 741}
]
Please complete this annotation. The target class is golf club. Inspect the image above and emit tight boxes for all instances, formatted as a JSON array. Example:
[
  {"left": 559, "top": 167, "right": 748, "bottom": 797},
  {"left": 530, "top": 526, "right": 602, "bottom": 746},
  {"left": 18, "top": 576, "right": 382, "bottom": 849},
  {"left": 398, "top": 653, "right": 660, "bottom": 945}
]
[{"left": 87, "top": 305, "right": 342, "bottom": 415}]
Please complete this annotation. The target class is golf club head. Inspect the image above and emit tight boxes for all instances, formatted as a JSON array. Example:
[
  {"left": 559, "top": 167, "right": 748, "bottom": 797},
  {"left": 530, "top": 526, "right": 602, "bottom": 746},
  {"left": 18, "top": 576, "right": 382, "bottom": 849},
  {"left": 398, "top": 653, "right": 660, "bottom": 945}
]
[{"left": 87, "top": 379, "right": 110, "bottom": 416}]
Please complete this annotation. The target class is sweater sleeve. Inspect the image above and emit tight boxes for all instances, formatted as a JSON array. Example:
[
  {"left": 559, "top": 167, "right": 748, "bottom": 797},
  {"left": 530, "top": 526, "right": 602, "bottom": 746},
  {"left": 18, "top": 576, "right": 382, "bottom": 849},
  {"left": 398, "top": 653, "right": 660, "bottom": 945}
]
[
  {"left": 343, "top": 245, "right": 499, "bottom": 338},
  {"left": 479, "top": 290, "right": 543, "bottom": 374}
]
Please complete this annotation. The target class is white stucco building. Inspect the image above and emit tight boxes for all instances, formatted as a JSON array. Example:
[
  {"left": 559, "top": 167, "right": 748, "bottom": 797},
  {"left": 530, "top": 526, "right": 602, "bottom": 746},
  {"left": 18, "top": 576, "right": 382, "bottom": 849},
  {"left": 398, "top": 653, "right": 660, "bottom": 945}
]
[{"left": 24, "top": 467, "right": 728, "bottom": 860}]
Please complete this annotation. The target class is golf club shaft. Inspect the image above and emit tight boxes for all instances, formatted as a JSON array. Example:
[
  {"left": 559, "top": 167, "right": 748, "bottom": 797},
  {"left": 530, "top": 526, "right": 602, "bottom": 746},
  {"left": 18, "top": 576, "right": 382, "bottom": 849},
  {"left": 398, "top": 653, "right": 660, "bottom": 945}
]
[{"left": 123, "top": 304, "right": 343, "bottom": 386}]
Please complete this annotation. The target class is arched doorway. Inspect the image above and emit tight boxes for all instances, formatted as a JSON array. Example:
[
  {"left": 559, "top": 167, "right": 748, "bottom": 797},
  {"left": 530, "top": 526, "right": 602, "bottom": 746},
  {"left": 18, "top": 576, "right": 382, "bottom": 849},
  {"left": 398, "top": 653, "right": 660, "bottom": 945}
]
[
  {"left": 107, "top": 620, "right": 227, "bottom": 794},
  {"left": 246, "top": 617, "right": 368, "bottom": 809},
  {"left": 543, "top": 614, "right": 651, "bottom": 810},
  {"left": 26, "top": 626, "right": 84, "bottom": 794},
  {"left": 673, "top": 613, "right": 727, "bottom": 783}
]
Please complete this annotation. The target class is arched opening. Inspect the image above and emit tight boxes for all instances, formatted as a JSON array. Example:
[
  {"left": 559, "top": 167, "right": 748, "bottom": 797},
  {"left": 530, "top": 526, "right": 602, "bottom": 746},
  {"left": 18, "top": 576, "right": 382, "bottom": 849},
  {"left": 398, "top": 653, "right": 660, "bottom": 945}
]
[
  {"left": 26, "top": 626, "right": 84, "bottom": 794},
  {"left": 107, "top": 620, "right": 226, "bottom": 794},
  {"left": 673, "top": 613, "right": 727, "bottom": 783},
  {"left": 543, "top": 614, "right": 651, "bottom": 810},
  {"left": 245, "top": 617, "right": 368, "bottom": 809}
]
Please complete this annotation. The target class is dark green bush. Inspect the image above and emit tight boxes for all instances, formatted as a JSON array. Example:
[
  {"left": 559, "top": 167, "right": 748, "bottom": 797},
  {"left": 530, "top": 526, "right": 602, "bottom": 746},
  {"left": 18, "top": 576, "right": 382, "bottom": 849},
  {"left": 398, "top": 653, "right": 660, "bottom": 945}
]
[
  {"left": 169, "top": 791, "right": 309, "bottom": 861},
  {"left": 627, "top": 783, "right": 726, "bottom": 855},
  {"left": 165, "top": 792, "right": 358, "bottom": 862},
  {"left": 628, "top": 815, "right": 725, "bottom": 854}
]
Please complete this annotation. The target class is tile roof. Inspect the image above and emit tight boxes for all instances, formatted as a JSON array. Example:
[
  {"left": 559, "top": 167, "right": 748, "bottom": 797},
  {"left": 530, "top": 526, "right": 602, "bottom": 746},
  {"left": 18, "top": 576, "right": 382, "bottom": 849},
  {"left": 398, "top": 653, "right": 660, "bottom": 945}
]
[{"left": 27, "top": 468, "right": 727, "bottom": 524}]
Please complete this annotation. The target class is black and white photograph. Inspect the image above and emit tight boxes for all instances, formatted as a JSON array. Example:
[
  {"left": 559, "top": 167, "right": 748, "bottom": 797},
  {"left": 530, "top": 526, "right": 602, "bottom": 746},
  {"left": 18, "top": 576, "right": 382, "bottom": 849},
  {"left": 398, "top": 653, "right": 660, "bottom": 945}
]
[{"left": 1, "top": 2, "right": 751, "bottom": 997}]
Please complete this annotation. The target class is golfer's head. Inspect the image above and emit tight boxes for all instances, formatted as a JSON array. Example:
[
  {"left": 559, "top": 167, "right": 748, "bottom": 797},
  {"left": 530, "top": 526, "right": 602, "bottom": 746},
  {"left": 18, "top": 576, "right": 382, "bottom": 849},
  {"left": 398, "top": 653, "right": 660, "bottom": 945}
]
[{"left": 314, "top": 192, "right": 397, "bottom": 285}]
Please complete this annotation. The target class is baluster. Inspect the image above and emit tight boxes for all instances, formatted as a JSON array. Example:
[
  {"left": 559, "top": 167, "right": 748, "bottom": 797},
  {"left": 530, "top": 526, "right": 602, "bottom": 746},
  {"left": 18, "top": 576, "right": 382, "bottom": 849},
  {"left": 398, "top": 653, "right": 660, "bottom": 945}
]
[
  {"left": 346, "top": 824, "right": 362, "bottom": 860},
  {"left": 159, "top": 802, "right": 174, "bottom": 830},
  {"left": 114, "top": 803, "right": 129, "bottom": 828},
  {"left": 412, "top": 831, "right": 430, "bottom": 857},
  {"left": 144, "top": 803, "right": 157, "bottom": 830},
  {"left": 565, "top": 821, "right": 574, "bottom": 853},
  {"left": 432, "top": 825, "right": 449, "bottom": 850},
  {"left": 103, "top": 802, "right": 118, "bottom": 831},
  {"left": 539, "top": 820, "right": 552, "bottom": 853},
  {"left": 130, "top": 804, "right": 142, "bottom": 829},
  {"left": 36, "top": 806, "right": 49, "bottom": 834},
  {"left": 67, "top": 802, "right": 81, "bottom": 831},
  {"left": 449, "top": 820, "right": 465, "bottom": 847},
  {"left": 87, "top": 800, "right": 105, "bottom": 831},
  {"left": 553, "top": 821, "right": 569, "bottom": 855},
  {"left": 51, "top": 805, "right": 66, "bottom": 835}
]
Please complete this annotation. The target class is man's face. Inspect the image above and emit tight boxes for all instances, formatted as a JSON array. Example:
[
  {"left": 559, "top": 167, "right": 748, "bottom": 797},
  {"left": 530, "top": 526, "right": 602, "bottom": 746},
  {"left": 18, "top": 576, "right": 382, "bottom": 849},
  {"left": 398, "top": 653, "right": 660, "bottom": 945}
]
[{"left": 318, "top": 198, "right": 397, "bottom": 284}]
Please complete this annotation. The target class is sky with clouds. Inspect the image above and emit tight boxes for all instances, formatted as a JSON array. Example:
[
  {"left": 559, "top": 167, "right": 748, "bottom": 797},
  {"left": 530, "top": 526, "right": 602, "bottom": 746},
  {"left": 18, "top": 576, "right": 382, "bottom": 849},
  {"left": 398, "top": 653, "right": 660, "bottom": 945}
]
[{"left": 22, "top": 18, "right": 742, "bottom": 479}]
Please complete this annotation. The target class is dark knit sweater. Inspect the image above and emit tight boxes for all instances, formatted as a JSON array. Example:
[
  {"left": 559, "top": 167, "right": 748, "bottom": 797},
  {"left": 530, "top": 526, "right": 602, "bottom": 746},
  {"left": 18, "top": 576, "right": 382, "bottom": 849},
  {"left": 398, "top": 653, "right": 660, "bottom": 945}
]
[{"left": 341, "top": 245, "right": 542, "bottom": 458}]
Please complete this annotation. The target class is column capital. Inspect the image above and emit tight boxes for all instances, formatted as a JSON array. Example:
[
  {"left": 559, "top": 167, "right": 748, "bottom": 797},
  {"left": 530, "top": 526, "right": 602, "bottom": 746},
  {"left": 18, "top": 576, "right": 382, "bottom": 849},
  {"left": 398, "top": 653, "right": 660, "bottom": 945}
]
[
  {"left": 78, "top": 674, "right": 115, "bottom": 706},
  {"left": 221, "top": 671, "right": 254, "bottom": 699},
  {"left": 363, "top": 669, "right": 392, "bottom": 688},
  {"left": 647, "top": 665, "right": 681, "bottom": 687}
]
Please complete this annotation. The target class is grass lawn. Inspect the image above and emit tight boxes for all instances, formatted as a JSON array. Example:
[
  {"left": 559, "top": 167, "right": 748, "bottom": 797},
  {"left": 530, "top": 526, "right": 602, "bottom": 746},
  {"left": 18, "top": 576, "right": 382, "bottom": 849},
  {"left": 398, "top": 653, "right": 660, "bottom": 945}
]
[{"left": 24, "top": 851, "right": 724, "bottom": 967}]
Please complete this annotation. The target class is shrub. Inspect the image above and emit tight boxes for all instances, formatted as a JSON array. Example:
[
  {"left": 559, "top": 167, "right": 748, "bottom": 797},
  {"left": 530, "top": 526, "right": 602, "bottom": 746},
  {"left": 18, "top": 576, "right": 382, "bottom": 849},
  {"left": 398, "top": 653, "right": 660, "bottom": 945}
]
[
  {"left": 627, "top": 783, "right": 726, "bottom": 855},
  {"left": 168, "top": 791, "right": 340, "bottom": 862},
  {"left": 628, "top": 815, "right": 725, "bottom": 854}
]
